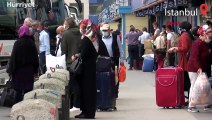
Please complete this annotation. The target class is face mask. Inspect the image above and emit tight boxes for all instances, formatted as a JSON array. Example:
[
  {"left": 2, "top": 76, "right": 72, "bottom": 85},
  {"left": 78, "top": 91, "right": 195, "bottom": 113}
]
[
  {"left": 178, "top": 28, "right": 186, "bottom": 35},
  {"left": 205, "top": 38, "right": 211, "bottom": 43},
  {"left": 102, "top": 31, "right": 109, "bottom": 37}
]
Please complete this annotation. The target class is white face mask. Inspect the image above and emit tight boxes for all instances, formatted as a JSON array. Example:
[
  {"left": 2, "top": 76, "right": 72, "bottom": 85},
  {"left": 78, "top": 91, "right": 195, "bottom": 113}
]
[
  {"left": 102, "top": 31, "right": 110, "bottom": 37},
  {"left": 205, "top": 38, "right": 211, "bottom": 43}
]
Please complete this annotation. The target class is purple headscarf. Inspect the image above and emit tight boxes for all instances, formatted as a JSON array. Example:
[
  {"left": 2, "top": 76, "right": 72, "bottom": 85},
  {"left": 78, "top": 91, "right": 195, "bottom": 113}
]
[{"left": 18, "top": 25, "right": 30, "bottom": 38}]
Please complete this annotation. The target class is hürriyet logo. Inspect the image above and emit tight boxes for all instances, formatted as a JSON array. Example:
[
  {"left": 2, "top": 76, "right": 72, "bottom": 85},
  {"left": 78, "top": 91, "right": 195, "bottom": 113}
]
[{"left": 7, "top": 1, "right": 35, "bottom": 8}]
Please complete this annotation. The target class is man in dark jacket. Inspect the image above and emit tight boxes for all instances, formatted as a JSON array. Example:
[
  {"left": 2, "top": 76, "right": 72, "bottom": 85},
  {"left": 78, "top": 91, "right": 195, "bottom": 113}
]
[
  {"left": 61, "top": 17, "right": 82, "bottom": 111},
  {"left": 62, "top": 18, "right": 81, "bottom": 64},
  {"left": 98, "top": 23, "right": 124, "bottom": 98}
]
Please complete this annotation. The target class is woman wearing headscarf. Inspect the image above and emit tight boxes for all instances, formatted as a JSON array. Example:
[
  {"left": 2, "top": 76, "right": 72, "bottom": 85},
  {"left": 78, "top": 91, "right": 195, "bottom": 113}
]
[
  {"left": 7, "top": 25, "right": 39, "bottom": 102},
  {"left": 74, "top": 19, "right": 98, "bottom": 119},
  {"left": 186, "top": 27, "right": 212, "bottom": 112},
  {"left": 168, "top": 21, "right": 193, "bottom": 102}
]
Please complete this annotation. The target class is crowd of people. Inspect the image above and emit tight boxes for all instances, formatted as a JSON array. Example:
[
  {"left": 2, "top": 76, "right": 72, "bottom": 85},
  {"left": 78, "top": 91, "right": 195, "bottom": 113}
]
[
  {"left": 124, "top": 20, "right": 212, "bottom": 112},
  {"left": 5, "top": 15, "right": 212, "bottom": 117},
  {"left": 6, "top": 17, "right": 124, "bottom": 119}
]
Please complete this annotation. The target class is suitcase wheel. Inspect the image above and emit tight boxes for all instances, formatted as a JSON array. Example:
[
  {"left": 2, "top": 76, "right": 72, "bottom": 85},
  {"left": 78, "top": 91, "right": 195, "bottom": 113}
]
[
  {"left": 97, "top": 107, "right": 117, "bottom": 112},
  {"left": 177, "top": 106, "right": 183, "bottom": 109},
  {"left": 108, "top": 107, "right": 117, "bottom": 111},
  {"left": 163, "top": 107, "right": 169, "bottom": 109}
]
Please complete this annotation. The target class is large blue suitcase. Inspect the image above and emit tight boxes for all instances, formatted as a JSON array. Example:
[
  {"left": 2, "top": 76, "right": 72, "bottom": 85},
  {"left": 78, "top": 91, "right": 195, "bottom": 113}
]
[
  {"left": 96, "top": 72, "right": 116, "bottom": 111},
  {"left": 142, "top": 57, "right": 154, "bottom": 72}
]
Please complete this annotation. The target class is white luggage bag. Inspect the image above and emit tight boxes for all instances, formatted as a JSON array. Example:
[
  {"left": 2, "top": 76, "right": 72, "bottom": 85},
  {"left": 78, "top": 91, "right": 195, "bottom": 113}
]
[
  {"left": 39, "top": 72, "right": 69, "bottom": 86},
  {"left": 24, "top": 89, "right": 62, "bottom": 108},
  {"left": 34, "top": 78, "right": 66, "bottom": 94},
  {"left": 10, "top": 99, "right": 58, "bottom": 120},
  {"left": 46, "top": 67, "right": 70, "bottom": 78}
]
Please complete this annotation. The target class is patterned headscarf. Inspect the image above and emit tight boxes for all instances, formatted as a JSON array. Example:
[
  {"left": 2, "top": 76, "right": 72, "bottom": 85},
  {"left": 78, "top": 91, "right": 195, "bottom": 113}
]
[
  {"left": 79, "top": 19, "right": 97, "bottom": 38},
  {"left": 198, "top": 25, "right": 212, "bottom": 36},
  {"left": 18, "top": 25, "right": 30, "bottom": 38}
]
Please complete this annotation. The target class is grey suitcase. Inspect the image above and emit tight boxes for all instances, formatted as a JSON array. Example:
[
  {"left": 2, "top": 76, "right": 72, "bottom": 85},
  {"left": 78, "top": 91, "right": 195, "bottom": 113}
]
[
  {"left": 34, "top": 78, "right": 66, "bottom": 94},
  {"left": 24, "top": 89, "right": 62, "bottom": 108},
  {"left": 10, "top": 99, "right": 58, "bottom": 120}
]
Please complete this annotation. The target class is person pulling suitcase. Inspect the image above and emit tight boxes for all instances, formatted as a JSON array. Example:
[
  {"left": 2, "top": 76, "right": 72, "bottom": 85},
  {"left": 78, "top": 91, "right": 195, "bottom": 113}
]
[{"left": 97, "top": 23, "right": 125, "bottom": 110}]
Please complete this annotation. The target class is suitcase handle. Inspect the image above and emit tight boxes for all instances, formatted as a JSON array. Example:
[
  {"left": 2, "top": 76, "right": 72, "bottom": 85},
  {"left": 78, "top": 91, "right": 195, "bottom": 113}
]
[{"left": 17, "top": 115, "right": 25, "bottom": 120}]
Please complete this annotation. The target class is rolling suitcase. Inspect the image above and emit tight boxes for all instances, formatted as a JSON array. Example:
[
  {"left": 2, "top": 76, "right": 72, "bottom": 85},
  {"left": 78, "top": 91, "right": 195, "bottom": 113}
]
[
  {"left": 137, "top": 58, "right": 143, "bottom": 70},
  {"left": 10, "top": 99, "right": 58, "bottom": 120},
  {"left": 142, "top": 57, "right": 154, "bottom": 72},
  {"left": 96, "top": 72, "right": 116, "bottom": 111},
  {"left": 156, "top": 67, "right": 185, "bottom": 108}
]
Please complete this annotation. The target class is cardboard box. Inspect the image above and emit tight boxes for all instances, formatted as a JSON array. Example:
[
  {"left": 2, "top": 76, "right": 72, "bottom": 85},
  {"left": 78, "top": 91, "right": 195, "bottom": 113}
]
[
  {"left": 145, "top": 49, "right": 154, "bottom": 54},
  {"left": 144, "top": 40, "right": 152, "bottom": 49}
]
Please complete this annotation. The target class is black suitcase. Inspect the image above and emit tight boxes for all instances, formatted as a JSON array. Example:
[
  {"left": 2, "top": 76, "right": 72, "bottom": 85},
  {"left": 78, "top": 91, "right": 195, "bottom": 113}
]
[{"left": 96, "top": 72, "right": 116, "bottom": 111}]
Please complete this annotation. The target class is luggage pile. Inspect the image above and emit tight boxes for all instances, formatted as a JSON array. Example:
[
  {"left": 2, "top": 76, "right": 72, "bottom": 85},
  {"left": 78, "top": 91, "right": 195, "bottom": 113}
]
[{"left": 10, "top": 66, "right": 70, "bottom": 120}]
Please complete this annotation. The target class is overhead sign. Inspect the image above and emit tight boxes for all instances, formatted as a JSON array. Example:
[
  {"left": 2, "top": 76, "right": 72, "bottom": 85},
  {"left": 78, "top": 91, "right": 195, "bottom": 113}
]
[{"left": 134, "top": 0, "right": 189, "bottom": 17}]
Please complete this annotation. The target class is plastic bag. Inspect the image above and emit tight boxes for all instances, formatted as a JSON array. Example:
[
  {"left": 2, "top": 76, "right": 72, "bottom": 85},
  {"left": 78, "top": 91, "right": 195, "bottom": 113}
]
[
  {"left": 190, "top": 73, "right": 212, "bottom": 106},
  {"left": 118, "top": 65, "right": 126, "bottom": 83},
  {"left": 46, "top": 54, "right": 66, "bottom": 70}
]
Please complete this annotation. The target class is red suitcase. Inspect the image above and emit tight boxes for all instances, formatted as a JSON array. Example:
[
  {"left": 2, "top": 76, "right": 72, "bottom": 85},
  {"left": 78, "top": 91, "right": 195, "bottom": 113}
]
[{"left": 156, "top": 67, "right": 185, "bottom": 108}]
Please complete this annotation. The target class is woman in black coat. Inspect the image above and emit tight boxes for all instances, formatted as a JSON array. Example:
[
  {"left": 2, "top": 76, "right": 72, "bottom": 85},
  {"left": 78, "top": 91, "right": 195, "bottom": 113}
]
[
  {"left": 75, "top": 20, "right": 98, "bottom": 119},
  {"left": 7, "top": 25, "right": 39, "bottom": 102}
]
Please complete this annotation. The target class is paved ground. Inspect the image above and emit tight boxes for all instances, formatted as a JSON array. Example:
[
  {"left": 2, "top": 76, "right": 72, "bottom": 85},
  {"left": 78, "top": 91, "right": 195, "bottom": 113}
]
[{"left": 1, "top": 70, "right": 212, "bottom": 120}]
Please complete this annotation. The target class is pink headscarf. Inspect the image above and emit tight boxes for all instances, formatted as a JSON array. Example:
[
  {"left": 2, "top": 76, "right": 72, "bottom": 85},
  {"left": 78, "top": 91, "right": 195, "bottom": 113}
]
[{"left": 18, "top": 25, "right": 30, "bottom": 38}]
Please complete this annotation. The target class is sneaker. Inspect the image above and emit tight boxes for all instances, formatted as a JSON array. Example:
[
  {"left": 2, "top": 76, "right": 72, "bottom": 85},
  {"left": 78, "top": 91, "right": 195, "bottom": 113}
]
[
  {"left": 187, "top": 107, "right": 199, "bottom": 113},
  {"left": 204, "top": 105, "right": 212, "bottom": 111},
  {"left": 69, "top": 107, "right": 80, "bottom": 112}
]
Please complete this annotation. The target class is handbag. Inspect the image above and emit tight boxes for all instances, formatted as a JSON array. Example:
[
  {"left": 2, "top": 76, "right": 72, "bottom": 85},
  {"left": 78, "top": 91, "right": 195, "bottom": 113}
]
[
  {"left": 0, "top": 78, "right": 18, "bottom": 107},
  {"left": 96, "top": 56, "right": 112, "bottom": 72},
  {"left": 69, "top": 55, "right": 82, "bottom": 74},
  {"left": 118, "top": 65, "right": 126, "bottom": 83}
]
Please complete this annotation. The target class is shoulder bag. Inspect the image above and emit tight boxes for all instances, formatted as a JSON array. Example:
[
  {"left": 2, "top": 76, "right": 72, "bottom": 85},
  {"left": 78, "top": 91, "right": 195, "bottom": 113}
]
[
  {"left": 69, "top": 54, "right": 82, "bottom": 75},
  {"left": 0, "top": 77, "right": 18, "bottom": 107}
]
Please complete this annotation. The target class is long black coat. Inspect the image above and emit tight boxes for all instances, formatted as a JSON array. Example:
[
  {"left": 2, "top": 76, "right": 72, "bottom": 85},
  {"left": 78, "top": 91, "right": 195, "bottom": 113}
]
[
  {"left": 7, "top": 36, "right": 39, "bottom": 90},
  {"left": 79, "top": 36, "right": 98, "bottom": 117}
]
